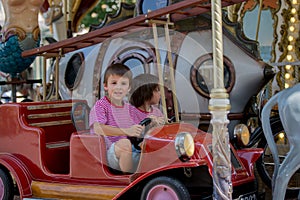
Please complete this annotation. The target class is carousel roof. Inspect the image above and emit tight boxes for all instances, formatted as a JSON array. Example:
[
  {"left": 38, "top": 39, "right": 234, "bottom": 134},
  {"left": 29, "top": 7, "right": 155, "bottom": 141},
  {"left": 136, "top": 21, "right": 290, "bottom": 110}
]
[{"left": 22, "top": 0, "right": 245, "bottom": 58}]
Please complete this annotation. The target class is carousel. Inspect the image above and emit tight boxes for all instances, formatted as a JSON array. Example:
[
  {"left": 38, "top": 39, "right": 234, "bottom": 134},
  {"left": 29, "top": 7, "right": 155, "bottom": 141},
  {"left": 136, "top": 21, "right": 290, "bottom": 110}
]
[{"left": 0, "top": 0, "right": 299, "bottom": 199}]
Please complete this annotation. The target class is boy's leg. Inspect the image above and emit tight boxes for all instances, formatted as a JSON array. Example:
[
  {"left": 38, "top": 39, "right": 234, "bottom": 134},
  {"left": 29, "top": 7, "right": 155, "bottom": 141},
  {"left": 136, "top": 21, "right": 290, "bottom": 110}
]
[
  {"left": 107, "top": 143, "right": 121, "bottom": 171},
  {"left": 115, "top": 139, "right": 133, "bottom": 172},
  {"left": 132, "top": 145, "right": 141, "bottom": 172}
]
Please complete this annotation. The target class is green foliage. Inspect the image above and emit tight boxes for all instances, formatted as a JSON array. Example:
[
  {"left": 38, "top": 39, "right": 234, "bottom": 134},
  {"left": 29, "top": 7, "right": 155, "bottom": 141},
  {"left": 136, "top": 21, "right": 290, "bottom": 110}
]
[{"left": 80, "top": 0, "right": 134, "bottom": 29}]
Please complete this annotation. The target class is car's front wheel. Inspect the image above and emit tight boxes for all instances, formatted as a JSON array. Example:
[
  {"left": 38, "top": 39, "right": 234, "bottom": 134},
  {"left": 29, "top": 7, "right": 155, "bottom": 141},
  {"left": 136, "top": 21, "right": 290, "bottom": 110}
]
[
  {"left": 0, "top": 168, "right": 14, "bottom": 200},
  {"left": 141, "top": 176, "right": 190, "bottom": 200}
]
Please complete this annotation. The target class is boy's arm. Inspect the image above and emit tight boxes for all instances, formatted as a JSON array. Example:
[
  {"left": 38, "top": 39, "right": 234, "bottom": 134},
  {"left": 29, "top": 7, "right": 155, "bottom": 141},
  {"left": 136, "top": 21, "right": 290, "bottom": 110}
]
[{"left": 93, "top": 122, "right": 144, "bottom": 137}]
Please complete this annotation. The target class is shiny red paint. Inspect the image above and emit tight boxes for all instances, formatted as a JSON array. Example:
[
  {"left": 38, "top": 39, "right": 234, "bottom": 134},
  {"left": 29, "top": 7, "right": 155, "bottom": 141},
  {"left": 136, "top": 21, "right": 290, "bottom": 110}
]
[
  {"left": 0, "top": 100, "right": 262, "bottom": 199},
  {"left": 237, "top": 148, "right": 264, "bottom": 177}
]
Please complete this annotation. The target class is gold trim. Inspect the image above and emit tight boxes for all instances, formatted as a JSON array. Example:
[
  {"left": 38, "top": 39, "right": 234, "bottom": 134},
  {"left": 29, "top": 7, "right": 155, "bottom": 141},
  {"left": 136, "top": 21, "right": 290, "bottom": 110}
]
[
  {"left": 3, "top": 26, "right": 40, "bottom": 41},
  {"left": 3, "top": 26, "right": 26, "bottom": 41},
  {"left": 208, "top": 105, "right": 231, "bottom": 111},
  {"left": 270, "top": 1, "right": 281, "bottom": 63},
  {"left": 31, "top": 181, "right": 123, "bottom": 200},
  {"left": 27, "top": 103, "right": 73, "bottom": 110},
  {"left": 32, "top": 26, "right": 41, "bottom": 41},
  {"left": 210, "top": 90, "right": 229, "bottom": 99},
  {"left": 29, "top": 120, "right": 72, "bottom": 127},
  {"left": 46, "top": 142, "right": 70, "bottom": 149},
  {"left": 28, "top": 111, "right": 71, "bottom": 119},
  {"left": 277, "top": 4, "right": 293, "bottom": 90}
]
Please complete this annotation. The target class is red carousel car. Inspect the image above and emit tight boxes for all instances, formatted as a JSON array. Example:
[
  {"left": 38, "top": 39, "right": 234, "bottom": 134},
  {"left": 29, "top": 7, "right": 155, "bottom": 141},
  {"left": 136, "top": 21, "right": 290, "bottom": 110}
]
[
  {"left": 0, "top": 100, "right": 261, "bottom": 200},
  {"left": 0, "top": 0, "right": 264, "bottom": 199}
]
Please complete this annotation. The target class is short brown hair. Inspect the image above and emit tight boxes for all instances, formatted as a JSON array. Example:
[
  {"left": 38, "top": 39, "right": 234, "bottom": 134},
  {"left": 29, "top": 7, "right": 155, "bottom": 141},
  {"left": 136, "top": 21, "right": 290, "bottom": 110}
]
[
  {"left": 103, "top": 63, "right": 132, "bottom": 85},
  {"left": 129, "top": 74, "right": 159, "bottom": 108}
]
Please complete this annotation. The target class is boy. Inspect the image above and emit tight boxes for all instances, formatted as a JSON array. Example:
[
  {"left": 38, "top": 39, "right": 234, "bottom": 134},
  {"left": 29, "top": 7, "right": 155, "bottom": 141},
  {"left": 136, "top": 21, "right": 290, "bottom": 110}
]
[{"left": 89, "top": 63, "right": 143, "bottom": 173}]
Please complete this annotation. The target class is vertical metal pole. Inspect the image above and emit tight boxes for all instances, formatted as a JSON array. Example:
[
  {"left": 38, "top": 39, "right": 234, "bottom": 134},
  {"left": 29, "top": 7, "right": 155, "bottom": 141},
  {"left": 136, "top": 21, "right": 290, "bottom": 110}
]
[
  {"left": 11, "top": 82, "right": 17, "bottom": 103},
  {"left": 152, "top": 23, "right": 169, "bottom": 122},
  {"left": 55, "top": 55, "right": 60, "bottom": 100},
  {"left": 164, "top": 19, "right": 179, "bottom": 122},
  {"left": 66, "top": 0, "right": 73, "bottom": 38},
  {"left": 43, "top": 56, "right": 47, "bottom": 101},
  {"left": 63, "top": 0, "right": 68, "bottom": 29},
  {"left": 209, "top": 0, "right": 232, "bottom": 199},
  {"left": 255, "top": 0, "right": 263, "bottom": 41}
]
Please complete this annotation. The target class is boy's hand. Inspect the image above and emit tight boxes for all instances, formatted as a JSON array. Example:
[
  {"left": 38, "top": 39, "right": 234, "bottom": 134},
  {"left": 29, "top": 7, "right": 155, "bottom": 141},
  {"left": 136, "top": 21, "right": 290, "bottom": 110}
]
[{"left": 126, "top": 125, "right": 144, "bottom": 137}]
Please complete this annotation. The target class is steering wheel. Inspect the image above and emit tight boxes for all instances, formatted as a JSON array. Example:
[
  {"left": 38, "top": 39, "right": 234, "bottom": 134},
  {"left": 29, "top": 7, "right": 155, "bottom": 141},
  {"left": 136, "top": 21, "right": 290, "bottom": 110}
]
[
  {"left": 168, "top": 116, "right": 176, "bottom": 123},
  {"left": 128, "top": 118, "right": 152, "bottom": 150},
  {"left": 71, "top": 101, "right": 91, "bottom": 131}
]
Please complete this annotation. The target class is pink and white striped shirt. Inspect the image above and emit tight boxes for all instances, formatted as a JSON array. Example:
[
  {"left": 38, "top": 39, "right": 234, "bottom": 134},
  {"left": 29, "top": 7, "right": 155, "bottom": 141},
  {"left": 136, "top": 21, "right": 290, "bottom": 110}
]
[
  {"left": 132, "top": 106, "right": 163, "bottom": 124},
  {"left": 89, "top": 96, "right": 136, "bottom": 148}
]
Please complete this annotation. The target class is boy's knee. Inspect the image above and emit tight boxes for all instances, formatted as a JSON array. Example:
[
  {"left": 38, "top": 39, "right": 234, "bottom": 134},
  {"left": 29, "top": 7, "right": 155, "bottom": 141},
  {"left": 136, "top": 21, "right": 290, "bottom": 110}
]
[{"left": 116, "top": 139, "right": 132, "bottom": 152}]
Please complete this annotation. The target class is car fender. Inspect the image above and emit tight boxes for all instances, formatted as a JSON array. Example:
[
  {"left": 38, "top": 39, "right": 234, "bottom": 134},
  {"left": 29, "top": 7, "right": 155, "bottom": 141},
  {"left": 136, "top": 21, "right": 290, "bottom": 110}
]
[
  {"left": 0, "top": 154, "right": 33, "bottom": 198},
  {"left": 236, "top": 148, "right": 263, "bottom": 176},
  {"left": 113, "top": 160, "right": 207, "bottom": 199}
]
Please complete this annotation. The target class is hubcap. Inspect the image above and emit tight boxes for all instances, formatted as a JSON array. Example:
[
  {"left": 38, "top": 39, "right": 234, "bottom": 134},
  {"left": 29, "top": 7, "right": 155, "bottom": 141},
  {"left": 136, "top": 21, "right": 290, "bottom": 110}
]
[{"left": 147, "top": 184, "right": 178, "bottom": 200}]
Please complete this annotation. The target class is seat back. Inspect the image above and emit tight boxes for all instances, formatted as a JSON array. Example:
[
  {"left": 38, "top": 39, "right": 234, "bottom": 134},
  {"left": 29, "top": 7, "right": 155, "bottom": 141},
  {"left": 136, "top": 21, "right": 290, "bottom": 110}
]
[
  {"left": 71, "top": 101, "right": 90, "bottom": 131},
  {"left": 24, "top": 100, "right": 76, "bottom": 174}
]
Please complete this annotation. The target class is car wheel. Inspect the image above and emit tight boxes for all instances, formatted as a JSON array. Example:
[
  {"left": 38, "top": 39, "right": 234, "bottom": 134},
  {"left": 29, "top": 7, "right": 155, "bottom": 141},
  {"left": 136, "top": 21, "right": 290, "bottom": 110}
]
[
  {"left": 0, "top": 168, "right": 14, "bottom": 200},
  {"left": 141, "top": 176, "right": 190, "bottom": 200},
  {"left": 256, "top": 120, "right": 300, "bottom": 195}
]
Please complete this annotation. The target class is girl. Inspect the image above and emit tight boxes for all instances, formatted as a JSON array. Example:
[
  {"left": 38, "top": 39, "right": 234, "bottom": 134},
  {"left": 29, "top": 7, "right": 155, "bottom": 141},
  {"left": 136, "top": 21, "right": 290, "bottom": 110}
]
[{"left": 130, "top": 73, "right": 164, "bottom": 126}]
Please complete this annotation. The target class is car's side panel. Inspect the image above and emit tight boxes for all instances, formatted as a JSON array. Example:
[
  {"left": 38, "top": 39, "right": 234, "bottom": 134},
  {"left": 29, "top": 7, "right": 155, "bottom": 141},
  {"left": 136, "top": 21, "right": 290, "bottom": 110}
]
[
  {"left": 70, "top": 133, "right": 130, "bottom": 184},
  {"left": 0, "top": 103, "right": 45, "bottom": 177},
  {"left": 0, "top": 155, "right": 32, "bottom": 198}
]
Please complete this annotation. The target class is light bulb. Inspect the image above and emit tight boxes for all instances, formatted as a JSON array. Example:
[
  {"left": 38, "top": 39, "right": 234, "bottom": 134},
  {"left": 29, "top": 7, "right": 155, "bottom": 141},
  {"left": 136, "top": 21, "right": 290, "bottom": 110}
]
[
  {"left": 288, "top": 45, "right": 293, "bottom": 51},
  {"left": 101, "top": 4, "right": 107, "bottom": 9},
  {"left": 290, "top": 17, "right": 296, "bottom": 23},
  {"left": 278, "top": 132, "right": 285, "bottom": 139},
  {"left": 285, "top": 83, "right": 290, "bottom": 88}
]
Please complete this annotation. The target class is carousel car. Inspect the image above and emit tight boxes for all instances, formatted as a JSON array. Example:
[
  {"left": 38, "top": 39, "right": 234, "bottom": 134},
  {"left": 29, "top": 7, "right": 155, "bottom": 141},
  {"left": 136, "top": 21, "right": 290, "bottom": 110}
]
[
  {"left": 7, "top": 0, "right": 272, "bottom": 199},
  {"left": 0, "top": 100, "right": 262, "bottom": 199}
]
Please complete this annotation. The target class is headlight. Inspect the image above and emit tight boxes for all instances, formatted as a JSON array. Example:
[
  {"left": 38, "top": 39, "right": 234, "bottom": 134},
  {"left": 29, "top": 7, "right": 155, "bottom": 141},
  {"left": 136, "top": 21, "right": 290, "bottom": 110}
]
[
  {"left": 234, "top": 124, "right": 250, "bottom": 146},
  {"left": 175, "top": 132, "right": 195, "bottom": 161}
]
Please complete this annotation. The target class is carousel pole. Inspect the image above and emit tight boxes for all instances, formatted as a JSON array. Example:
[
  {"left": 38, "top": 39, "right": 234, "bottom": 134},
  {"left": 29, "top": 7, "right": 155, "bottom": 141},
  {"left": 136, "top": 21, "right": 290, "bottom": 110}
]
[{"left": 209, "top": 0, "right": 232, "bottom": 199}]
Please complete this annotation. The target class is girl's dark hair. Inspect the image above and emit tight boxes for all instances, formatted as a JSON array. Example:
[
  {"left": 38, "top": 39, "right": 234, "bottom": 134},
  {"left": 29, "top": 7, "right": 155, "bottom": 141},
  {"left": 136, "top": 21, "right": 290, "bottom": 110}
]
[
  {"left": 129, "top": 74, "right": 159, "bottom": 108},
  {"left": 103, "top": 63, "right": 132, "bottom": 85}
]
